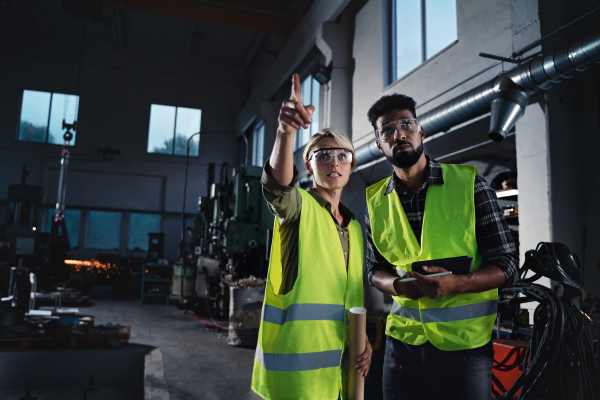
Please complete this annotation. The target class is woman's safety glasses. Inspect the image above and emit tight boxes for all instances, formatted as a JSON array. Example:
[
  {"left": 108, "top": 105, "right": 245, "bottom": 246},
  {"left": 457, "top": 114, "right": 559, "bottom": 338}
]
[{"left": 308, "top": 147, "right": 354, "bottom": 165}]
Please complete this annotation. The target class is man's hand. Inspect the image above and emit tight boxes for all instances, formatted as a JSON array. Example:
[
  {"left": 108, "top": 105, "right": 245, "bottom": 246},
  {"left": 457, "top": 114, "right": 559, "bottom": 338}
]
[
  {"left": 355, "top": 338, "right": 372, "bottom": 377},
  {"left": 412, "top": 266, "right": 458, "bottom": 299},
  {"left": 278, "top": 73, "right": 315, "bottom": 136},
  {"left": 393, "top": 272, "right": 424, "bottom": 300}
]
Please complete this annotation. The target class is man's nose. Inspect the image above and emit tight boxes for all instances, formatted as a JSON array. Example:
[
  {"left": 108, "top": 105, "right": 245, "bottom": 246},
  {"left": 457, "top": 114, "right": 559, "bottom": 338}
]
[{"left": 394, "top": 128, "right": 406, "bottom": 140}]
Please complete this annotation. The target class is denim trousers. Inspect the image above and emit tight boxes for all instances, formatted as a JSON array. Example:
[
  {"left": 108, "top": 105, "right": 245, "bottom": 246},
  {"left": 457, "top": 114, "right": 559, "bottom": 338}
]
[{"left": 382, "top": 335, "right": 493, "bottom": 400}]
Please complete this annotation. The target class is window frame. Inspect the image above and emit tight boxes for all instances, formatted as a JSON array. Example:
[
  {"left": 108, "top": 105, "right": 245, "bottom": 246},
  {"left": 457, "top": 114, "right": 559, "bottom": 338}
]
[
  {"left": 146, "top": 104, "right": 202, "bottom": 157},
  {"left": 17, "top": 89, "right": 80, "bottom": 145},
  {"left": 386, "top": 0, "right": 458, "bottom": 86}
]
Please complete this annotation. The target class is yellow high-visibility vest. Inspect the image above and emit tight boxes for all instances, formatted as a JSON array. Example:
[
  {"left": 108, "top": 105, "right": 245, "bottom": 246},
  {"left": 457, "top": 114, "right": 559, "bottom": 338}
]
[
  {"left": 252, "top": 188, "right": 364, "bottom": 400},
  {"left": 366, "top": 164, "right": 497, "bottom": 351}
]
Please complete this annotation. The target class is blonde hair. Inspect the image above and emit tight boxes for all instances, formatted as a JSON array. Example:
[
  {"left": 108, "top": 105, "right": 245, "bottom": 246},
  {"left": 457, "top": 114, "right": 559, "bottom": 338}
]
[{"left": 303, "top": 128, "right": 356, "bottom": 171}]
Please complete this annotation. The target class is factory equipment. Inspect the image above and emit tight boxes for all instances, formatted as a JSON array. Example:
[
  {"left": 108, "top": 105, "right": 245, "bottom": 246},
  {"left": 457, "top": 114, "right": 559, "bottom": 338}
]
[
  {"left": 493, "top": 242, "right": 600, "bottom": 399},
  {"left": 180, "top": 161, "right": 271, "bottom": 319}
]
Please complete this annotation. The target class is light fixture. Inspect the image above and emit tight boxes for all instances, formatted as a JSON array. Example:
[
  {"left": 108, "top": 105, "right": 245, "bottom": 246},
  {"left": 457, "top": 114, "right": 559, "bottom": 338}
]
[
  {"left": 496, "top": 189, "right": 518, "bottom": 198},
  {"left": 311, "top": 63, "right": 332, "bottom": 85}
]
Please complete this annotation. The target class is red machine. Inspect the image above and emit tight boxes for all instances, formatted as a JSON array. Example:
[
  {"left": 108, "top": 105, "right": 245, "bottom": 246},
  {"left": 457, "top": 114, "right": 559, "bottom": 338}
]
[{"left": 492, "top": 339, "right": 529, "bottom": 399}]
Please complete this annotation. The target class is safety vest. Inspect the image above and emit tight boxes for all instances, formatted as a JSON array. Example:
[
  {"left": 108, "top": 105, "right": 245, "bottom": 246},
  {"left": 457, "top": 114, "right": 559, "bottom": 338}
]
[
  {"left": 252, "top": 188, "right": 364, "bottom": 400},
  {"left": 366, "top": 164, "right": 497, "bottom": 351}
]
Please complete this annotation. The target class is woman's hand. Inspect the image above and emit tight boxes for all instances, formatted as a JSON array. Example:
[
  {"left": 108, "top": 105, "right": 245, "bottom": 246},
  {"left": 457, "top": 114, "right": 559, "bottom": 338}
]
[{"left": 355, "top": 338, "right": 373, "bottom": 377}]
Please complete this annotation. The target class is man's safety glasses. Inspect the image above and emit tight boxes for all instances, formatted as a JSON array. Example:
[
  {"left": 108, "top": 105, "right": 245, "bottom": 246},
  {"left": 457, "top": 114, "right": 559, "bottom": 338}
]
[
  {"left": 376, "top": 118, "right": 420, "bottom": 142},
  {"left": 308, "top": 147, "right": 354, "bottom": 165}
]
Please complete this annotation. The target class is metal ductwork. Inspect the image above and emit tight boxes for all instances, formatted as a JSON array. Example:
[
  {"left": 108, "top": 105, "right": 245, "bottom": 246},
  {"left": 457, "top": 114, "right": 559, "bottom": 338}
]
[{"left": 355, "top": 30, "right": 600, "bottom": 167}]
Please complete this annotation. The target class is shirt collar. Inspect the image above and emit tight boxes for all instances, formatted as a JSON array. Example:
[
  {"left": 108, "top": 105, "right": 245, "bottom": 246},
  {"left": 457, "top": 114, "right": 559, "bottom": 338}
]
[
  {"left": 384, "top": 155, "right": 444, "bottom": 196},
  {"left": 306, "top": 188, "right": 356, "bottom": 221}
]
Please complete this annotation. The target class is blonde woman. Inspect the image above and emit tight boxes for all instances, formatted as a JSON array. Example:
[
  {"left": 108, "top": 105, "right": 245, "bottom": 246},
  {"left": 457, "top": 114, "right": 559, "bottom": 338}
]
[{"left": 251, "top": 73, "right": 372, "bottom": 400}]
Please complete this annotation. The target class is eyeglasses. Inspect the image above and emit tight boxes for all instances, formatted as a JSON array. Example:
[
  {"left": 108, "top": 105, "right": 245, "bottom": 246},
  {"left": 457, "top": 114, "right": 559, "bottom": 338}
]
[
  {"left": 308, "top": 147, "right": 354, "bottom": 165},
  {"left": 376, "top": 118, "right": 420, "bottom": 142}
]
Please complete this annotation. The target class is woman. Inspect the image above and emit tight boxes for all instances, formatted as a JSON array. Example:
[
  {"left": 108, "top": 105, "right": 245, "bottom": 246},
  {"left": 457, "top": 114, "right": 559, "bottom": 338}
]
[{"left": 251, "top": 73, "right": 372, "bottom": 400}]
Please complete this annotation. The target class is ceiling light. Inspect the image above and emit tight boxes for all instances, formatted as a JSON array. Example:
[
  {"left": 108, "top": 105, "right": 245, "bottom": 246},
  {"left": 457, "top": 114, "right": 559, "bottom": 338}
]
[{"left": 496, "top": 189, "right": 518, "bottom": 198}]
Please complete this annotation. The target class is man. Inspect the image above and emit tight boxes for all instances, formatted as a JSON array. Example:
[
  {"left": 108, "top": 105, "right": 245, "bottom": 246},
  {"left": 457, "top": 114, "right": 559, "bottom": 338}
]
[
  {"left": 364, "top": 94, "right": 518, "bottom": 400},
  {"left": 251, "top": 73, "right": 371, "bottom": 400}
]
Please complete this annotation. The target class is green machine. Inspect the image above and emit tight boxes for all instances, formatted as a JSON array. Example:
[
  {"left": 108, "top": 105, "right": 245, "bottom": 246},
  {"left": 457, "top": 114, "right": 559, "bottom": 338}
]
[
  {"left": 193, "top": 162, "right": 272, "bottom": 277},
  {"left": 186, "top": 162, "right": 272, "bottom": 317}
]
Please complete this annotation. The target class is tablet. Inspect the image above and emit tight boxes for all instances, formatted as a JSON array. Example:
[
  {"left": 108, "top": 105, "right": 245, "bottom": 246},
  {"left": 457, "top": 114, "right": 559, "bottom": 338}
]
[{"left": 411, "top": 256, "right": 472, "bottom": 275}]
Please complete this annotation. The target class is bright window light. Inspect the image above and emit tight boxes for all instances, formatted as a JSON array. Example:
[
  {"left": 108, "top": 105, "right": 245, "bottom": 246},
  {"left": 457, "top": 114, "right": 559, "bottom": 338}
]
[
  {"left": 390, "top": 0, "right": 457, "bottom": 82},
  {"left": 18, "top": 90, "right": 79, "bottom": 145},
  {"left": 147, "top": 104, "right": 201, "bottom": 156}
]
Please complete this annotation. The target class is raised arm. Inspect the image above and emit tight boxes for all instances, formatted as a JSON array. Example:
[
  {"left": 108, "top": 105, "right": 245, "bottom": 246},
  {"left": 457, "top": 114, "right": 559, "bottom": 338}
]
[{"left": 269, "top": 73, "right": 315, "bottom": 186}]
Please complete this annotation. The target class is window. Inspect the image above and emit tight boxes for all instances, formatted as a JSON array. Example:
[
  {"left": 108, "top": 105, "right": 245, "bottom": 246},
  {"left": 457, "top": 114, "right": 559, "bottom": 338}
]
[
  {"left": 88, "top": 211, "right": 121, "bottom": 249},
  {"left": 294, "top": 75, "right": 320, "bottom": 151},
  {"left": 252, "top": 121, "right": 265, "bottom": 167},
  {"left": 18, "top": 90, "right": 79, "bottom": 145},
  {"left": 147, "top": 105, "right": 201, "bottom": 156},
  {"left": 46, "top": 209, "right": 82, "bottom": 248},
  {"left": 389, "top": 0, "right": 457, "bottom": 82},
  {"left": 129, "top": 213, "right": 161, "bottom": 251}
]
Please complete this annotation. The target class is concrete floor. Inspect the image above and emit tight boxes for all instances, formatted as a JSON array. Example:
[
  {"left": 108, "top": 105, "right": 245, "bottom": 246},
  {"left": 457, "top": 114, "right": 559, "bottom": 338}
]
[{"left": 90, "top": 294, "right": 261, "bottom": 400}]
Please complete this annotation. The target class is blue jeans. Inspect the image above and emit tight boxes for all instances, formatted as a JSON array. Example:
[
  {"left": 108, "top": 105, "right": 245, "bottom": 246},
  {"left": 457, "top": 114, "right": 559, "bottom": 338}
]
[{"left": 382, "top": 336, "right": 493, "bottom": 400}]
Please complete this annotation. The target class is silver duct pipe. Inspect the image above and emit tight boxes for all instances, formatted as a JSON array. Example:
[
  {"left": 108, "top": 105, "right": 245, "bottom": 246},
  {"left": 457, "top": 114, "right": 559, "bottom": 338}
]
[{"left": 355, "top": 30, "right": 600, "bottom": 167}]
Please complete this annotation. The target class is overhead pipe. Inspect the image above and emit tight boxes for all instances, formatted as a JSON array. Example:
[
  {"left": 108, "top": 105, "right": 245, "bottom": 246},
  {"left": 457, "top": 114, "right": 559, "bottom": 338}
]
[{"left": 355, "top": 30, "right": 600, "bottom": 167}]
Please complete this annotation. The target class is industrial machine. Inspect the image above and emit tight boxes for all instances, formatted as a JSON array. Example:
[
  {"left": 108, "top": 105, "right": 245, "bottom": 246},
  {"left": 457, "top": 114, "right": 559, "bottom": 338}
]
[
  {"left": 178, "top": 161, "right": 272, "bottom": 319},
  {"left": 493, "top": 242, "right": 600, "bottom": 399}
]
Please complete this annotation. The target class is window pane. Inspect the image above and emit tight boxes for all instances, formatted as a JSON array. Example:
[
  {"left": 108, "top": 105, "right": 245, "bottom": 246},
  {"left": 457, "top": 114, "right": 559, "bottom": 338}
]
[
  {"left": 394, "top": 0, "right": 422, "bottom": 79},
  {"left": 147, "top": 105, "right": 176, "bottom": 154},
  {"left": 174, "top": 107, "right": 201, "bottom": 156},
  {"left": 129, "top": 213, "right": 161, "bottom": 251},
  {"left": 19, "top": 90, "right": 51, "bottom": 143},
  {"left": 46, "top": 209, "right": 81, "bottom": 248},
  {"left": 425, "top": 0, "right": 457, "bottom": 59},
  {"left": 253, "top": 122, "right": 265, "bottom": 167},
  {"left": 88, "top": 211, "right": 121, "bottom": 249},
  {"left": 310, "top": 77, "right": 320, "bottom": 137},
  {"left": 48, "top": 93, "right": 79, "bottom": 145}
]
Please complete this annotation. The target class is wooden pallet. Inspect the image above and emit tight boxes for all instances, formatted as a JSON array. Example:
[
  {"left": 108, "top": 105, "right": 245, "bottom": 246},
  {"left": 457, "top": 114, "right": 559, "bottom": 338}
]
[{"left": 0, "top": 328, "right": 130, "bottom": 351}]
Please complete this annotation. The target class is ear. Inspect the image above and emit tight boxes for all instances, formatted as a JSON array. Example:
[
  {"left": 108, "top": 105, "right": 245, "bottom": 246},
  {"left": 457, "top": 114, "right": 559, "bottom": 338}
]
[
  {"left": 305, "top": 161, "right": 313, "bottom": 176},
  {"left": 376, "top": 140, "right": 385, "bottom": 154},
  {"left": 420, "top": 127, "right": 425, "bottom": 141}
]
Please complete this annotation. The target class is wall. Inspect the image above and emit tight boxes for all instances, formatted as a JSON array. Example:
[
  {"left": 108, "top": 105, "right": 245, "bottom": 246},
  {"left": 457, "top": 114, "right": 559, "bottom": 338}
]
[{"left": 0, "top": 30, "right": 245, "bottom": 260}]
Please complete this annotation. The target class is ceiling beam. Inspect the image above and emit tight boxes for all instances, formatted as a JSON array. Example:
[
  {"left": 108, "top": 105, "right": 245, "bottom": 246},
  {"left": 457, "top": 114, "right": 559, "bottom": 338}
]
[{"left": 103, "top": 0, "right": 297, "bottom": 36}]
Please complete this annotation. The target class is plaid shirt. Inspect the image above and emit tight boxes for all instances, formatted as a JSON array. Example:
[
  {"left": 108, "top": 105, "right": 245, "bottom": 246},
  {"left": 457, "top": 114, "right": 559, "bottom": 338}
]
[{"left": 365, "top": 156, "right": 518, "bottom": 288}]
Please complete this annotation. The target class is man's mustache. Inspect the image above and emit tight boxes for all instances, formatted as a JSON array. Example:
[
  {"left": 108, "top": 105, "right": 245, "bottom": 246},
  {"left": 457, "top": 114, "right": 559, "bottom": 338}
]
[{"left": 392, "top": 141, "right": 414, "bottom": 153}]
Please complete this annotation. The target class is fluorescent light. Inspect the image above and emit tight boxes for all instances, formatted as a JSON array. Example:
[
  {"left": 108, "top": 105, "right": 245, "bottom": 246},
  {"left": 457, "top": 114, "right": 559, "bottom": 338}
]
[{"left": 496, "top": 189, "right": 518, "bottom": 198}]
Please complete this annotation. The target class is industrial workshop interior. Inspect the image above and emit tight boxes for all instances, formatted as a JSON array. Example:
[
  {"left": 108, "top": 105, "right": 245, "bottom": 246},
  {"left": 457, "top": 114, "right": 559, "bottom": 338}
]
[{"left": 1, "top": 0, "right": 600, "bottom": 399}]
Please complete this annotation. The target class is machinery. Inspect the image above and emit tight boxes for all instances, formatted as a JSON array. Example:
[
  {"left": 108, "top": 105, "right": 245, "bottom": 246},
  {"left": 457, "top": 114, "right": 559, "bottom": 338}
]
[
  {"left": 493, "top": 242, "right": 600, "bottom": 399},
  {"left": 180, "top": 161, "right": 272, "bottom": 319}
]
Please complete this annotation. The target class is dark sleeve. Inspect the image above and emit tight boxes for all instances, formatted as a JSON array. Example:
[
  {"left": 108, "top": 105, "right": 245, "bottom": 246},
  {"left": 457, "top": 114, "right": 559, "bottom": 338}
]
[
  {"left": 474, "top": 175, "right": 519, "bottom": 287},
  {"left": 261, "top": 159, "right": 302, "bottom": 225},
  {"left": 365, "top": 208, "right": 398, "bottom": 285}
]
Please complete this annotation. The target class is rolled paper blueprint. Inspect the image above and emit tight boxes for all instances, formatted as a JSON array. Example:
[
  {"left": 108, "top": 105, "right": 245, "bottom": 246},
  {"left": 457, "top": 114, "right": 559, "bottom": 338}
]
[{"left": 348, "top": 307, "right": 366, "bottom": 400}]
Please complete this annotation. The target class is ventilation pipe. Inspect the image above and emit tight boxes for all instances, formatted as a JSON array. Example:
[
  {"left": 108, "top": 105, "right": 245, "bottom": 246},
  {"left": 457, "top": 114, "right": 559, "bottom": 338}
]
[{"left": 355, "top": 30, "right": 600, "bottom": 167}]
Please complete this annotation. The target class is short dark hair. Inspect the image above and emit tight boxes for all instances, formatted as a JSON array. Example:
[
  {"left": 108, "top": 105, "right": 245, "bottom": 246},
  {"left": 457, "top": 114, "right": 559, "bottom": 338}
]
[{"left": 367, "top": 94, "right": 418, "bottom": 131}]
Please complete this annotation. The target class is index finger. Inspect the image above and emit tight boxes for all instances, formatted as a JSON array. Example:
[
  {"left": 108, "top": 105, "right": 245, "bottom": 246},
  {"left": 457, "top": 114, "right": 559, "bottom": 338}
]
[{"left": 290, "top": 73, "right": 301, "bottom": 101}]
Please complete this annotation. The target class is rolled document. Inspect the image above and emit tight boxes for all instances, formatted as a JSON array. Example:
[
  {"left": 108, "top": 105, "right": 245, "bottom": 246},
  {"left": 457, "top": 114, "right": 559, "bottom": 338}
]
[{"left": 348, "top": 307, "right": 366, "bottom": 400}]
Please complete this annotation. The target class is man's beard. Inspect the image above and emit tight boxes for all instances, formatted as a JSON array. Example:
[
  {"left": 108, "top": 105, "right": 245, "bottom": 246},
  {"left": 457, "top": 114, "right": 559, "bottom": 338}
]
[{"left": 386, "top": 140, "right": 424, "bottom": 169}]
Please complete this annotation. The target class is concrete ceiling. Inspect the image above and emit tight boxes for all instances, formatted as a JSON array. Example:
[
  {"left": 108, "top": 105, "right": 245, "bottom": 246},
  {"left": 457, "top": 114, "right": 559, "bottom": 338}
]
[{"left": 0, "top": 0, "right": 315, "bottom": 69}]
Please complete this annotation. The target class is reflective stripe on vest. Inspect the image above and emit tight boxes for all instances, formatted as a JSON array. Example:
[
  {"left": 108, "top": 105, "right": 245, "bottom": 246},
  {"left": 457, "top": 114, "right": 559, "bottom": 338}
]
[
  {"left": 255, "top": 345, "right": 342, "bottom": 372},
  {"left": 263, "top": 303, "right": 345, "bottom": 325},
  {"left": 391, "top": 299, "right": 498, "bottom": 323}
]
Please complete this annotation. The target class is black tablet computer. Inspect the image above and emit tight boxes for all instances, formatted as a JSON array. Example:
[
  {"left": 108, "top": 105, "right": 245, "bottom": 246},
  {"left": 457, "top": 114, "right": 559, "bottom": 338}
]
[{"left": 411, "top": 256, "right": 473, "bottom": 275}]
